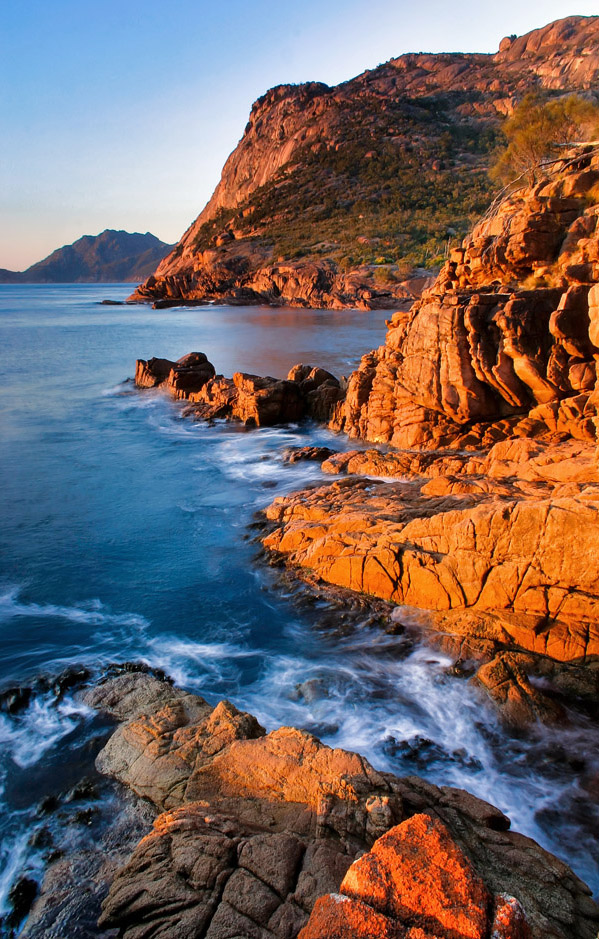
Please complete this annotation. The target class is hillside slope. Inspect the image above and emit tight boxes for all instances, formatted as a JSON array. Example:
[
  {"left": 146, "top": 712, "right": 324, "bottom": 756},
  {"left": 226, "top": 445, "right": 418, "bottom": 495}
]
[
  {"left": 131, "top": 15, "right": 599, "bottom": 309},
  {"left": 0, "top": 230, "right": 174, "bottom": 284}
]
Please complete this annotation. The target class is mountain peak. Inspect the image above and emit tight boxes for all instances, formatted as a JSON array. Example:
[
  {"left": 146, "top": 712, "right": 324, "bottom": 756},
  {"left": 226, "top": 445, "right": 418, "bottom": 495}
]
[{"left": 0, "top": 231, "right": 175, "bottom": 283}]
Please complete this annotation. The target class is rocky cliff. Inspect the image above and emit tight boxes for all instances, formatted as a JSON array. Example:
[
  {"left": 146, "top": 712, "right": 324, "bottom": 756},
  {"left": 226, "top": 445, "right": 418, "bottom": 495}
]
[
  {"left": 261, "top": 146, "right": 599, "bottom": 695},
  {"left": 22, "top": 672, "right": 596, "bottom": 938},
  {"left": 0, "top": 230, "right": 174, "bottom": 284},
  {"left": 331, "top": 145, "right": 599, "bottom": 447},
  {"left": 131, "top": 15, "right": 599, "bottom": 309}
]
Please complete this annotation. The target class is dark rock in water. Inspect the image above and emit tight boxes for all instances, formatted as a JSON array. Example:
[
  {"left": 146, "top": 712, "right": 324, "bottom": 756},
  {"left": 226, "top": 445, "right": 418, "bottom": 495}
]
[
  {"left": 49, "top": 665, "right": 91, "bottom": 701},
  {"left": 152, "top": 297, "right": 207, "bottom": 309},
  {"left": 37, "top": 795, "right": 60, "bottom": 816},
  {"left": 64, "top": 777, "right": 99, "bottom": 803},
  {"left": 102, "top": 660, "right": 174, "bottom": 684},
  {"left": 384, "top": 735, "right": 484, "bottom": 772},
  {"left": 67, "top": 807, "right": 98, "bottom": 827},
  {"left": 0, "top": 685, "right": 33, "bottom": 714},
  {"left": 4, "top": 878, "right": 38, "bottom": 932},
  {"left": 283, "top": 445, "right": 336, "bottom": 464},
  {"left": 0, "top": 665, "right": 91, "bottom": 715},
  {"left": 21, "top": 794, "right": 154, "bottom": 939}
]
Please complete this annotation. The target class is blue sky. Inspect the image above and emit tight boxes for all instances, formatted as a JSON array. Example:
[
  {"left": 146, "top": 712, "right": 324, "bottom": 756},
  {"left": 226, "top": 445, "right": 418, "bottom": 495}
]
[{"left": 1, "top": 0, "right": 597, "bottom": 269}]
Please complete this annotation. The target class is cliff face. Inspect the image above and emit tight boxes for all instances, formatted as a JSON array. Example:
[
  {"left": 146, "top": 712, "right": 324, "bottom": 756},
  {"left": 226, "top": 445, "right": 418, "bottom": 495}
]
[
  {"left": 332, "top": 146, "right": 599, "bottom": 448},
  {"left": 261, "top": 148, "right": 599, "bottom": 675},
  {"left": 132, "top": 15, "right": 599, "bottom": 309},
  {"left": 0, "top": 230, "right": 174, "bottom": 284}
]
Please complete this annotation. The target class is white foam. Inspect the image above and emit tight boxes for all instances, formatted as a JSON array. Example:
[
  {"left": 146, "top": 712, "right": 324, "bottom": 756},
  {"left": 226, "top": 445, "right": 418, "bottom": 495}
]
[
  {"left": 0, "top": 829, "right": 34, "bottom": 917},
  {"left": 0, "top": 587, "right": 150, "bottom": 630},
  {"left": 0, "top": 695, "right": 93, "bottom": 769}
]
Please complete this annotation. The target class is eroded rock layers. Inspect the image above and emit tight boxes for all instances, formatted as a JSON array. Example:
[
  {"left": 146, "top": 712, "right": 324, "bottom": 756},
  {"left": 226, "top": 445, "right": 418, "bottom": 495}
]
[
  {"left": 331, "top": 149, "right": 599, "bottom": 448},
  {"left": 63, "top": 674, "right": 598, "bottom": 939},
  {"left": 263, "top": 151, "right": 599, "bottom": 673}
]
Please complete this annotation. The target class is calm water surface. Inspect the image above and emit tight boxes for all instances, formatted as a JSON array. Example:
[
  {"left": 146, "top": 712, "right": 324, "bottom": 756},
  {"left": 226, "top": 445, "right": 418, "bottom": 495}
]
[{"left": 0, "top": 285, "right": 597, "bottom": 926}]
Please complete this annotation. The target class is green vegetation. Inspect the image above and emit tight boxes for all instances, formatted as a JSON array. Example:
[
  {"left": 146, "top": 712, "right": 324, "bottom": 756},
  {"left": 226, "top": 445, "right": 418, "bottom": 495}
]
[
  {"left": 192, "top": 92, "right": 500, "bottom": 271},
  {"left": 491, "top": 93, "right": 599, "bottom": 186}
]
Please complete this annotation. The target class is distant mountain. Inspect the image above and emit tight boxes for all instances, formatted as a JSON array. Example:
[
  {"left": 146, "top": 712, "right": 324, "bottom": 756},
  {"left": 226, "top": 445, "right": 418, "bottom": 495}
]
[{"left": 0, "top": 230, "right": 175, "bottom": 283}]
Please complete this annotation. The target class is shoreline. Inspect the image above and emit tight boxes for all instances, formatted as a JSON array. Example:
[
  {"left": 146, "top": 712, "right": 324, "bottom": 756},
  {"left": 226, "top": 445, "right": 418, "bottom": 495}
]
[{"left": 17, "top": 667, "right": 599, "bottom": 938}]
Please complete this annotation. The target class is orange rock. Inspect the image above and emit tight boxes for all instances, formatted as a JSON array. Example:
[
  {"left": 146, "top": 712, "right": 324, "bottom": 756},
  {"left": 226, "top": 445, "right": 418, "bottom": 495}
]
[
  {"left": 298, "top": 893, "right": 401, "bottom": 939},
  {"left": 341, "top": 814, "right": 489, "bottom": 938},
  {"left": 263, "top": 472, "right": 599, "bottom": 663},
  {"left": 491, "top": 894, "right": 532, "bottom": 939}
]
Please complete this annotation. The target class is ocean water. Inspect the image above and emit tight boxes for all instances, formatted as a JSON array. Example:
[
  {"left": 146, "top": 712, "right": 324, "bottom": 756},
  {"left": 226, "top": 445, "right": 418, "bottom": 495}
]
[{"left": 0, "top": 284, "right": 598, "bottom": 929}]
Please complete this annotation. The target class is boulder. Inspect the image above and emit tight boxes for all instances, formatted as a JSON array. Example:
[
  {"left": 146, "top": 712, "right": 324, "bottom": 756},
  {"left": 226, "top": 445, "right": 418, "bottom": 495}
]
[
  {"left": 300, "top": 814, "right": 532, "bottom": 939},
  {"left": 164, "top": 352, "right": 216, "bottom": 398},
  {"left": 90, "top": 674, "right": 599, "bottom": 939},
  {"left": 233, "top": 372, "right": 305, "bottom": 425},
  {"left": 134, "top": 356, "right": 176, "bottom": 388}
]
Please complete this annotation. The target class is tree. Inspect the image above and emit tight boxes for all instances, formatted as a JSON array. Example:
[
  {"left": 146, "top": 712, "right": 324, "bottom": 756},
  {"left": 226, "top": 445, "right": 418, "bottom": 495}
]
[{"left": 491, "top": 93, "right": 599, "bottom": 186}]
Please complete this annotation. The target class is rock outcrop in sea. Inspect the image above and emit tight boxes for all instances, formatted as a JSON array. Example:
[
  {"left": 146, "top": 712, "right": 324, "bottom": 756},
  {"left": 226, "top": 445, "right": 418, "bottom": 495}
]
[
  {"left": 25, "top": 672, "right": 588, "bottom": 939},
  {"left": 129, "top": 16, "right": 599, "bottom": 309},
  {"left": 135, "top": 352, "right": 344, "bottom": 425}
]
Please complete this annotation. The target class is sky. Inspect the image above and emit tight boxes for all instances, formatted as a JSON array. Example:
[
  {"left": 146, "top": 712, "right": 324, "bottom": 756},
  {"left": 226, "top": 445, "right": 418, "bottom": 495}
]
[{"left": 1, "top": 0, "right": 597, "bottom": 270}]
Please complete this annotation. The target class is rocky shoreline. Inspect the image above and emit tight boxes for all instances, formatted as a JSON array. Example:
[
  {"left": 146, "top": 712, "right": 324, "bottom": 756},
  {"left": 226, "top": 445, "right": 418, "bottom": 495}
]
[
  {"left": 87, "top": 146, "right": 599, "bottom": 937},
  {"left": 17, "top": 670, "right": 598, "bottom": 938}
]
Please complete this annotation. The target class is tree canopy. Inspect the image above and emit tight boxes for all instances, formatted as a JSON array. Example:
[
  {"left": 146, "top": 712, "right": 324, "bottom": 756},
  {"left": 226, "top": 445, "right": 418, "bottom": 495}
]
[{"left": 491, "top": 93, "right": 599, "bottom": 186}]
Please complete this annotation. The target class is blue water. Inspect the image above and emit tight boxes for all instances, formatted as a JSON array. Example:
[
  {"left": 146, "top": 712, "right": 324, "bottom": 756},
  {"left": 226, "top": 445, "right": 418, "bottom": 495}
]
[{"left": 0, "top": 285, "right": 598, "bottom": 927}]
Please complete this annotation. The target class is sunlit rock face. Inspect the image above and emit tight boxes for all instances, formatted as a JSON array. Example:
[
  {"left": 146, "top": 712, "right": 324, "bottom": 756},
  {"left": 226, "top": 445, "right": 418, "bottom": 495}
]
[
  {"left": 130, "top": 16, "right": 599, "bottom": 309},
  {"left": 331, "top": 149, "right": 599, "bottom": 448},
  {"left": 86, "top": 674, "right": 599, "bottom": 939},
  {"left": 262, "top": 150, "right": 599, "bottom": 672}
]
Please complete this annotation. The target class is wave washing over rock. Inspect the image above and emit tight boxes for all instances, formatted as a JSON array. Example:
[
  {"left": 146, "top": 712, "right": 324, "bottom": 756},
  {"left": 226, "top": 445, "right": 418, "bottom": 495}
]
[{"left": 19, "top": 671, "right": 595, "bottom": 939}]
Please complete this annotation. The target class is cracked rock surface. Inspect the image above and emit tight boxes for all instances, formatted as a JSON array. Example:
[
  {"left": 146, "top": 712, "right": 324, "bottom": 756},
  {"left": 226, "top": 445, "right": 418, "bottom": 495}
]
[{"left": 72, "top": 674, "right": 599, "bottom": 939}]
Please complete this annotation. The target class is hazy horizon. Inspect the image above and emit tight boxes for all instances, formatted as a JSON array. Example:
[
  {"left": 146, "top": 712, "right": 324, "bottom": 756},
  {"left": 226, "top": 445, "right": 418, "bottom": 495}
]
[{"left": 2, "top": 0, "right": 597, "bottom": 270}]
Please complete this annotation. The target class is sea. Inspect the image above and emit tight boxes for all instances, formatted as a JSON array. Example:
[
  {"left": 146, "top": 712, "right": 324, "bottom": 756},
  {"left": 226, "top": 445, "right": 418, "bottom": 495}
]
[{"left": 0, "top": 284, "right": 597, "bottom": 930}]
